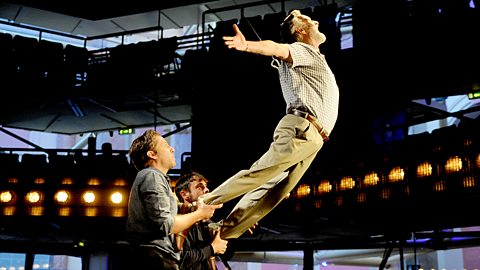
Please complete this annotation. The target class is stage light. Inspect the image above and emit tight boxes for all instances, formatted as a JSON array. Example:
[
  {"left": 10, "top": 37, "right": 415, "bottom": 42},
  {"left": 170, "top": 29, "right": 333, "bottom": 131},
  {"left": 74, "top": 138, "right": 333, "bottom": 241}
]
[
  {"left": 363, "top": 171, "right": 379, "bottom": 186},
  {"left": 113, "top": 178, "right": 128, "bottom": 186},
  {"left": 87, "top": 178, "right": 101, "bottom": 186},
  {"left": 2, "top": 206, "right": 16, "bottom": 216},
  {"left": 110, "top": 191, "right": 123, "bottom": 204},
  {"left": 445, "top": 156, "right": 462, "bottom": 174},
  {"left": 416, "top": 161, "right": 433, "bottom": 178},
  {"left": 34, "top": 177, "right": 45, "bottom": 184},
  {"left": 111, "top": 208, "right": 126, "bottom": 217},
  {"left": 339, "top": 176, "right": 355, "bottom": 191},
  {"left": 61, "top": 177, "right": 74, "bottom": 185},
  {"left": 58, "top": 207, "right": 72, "bottom": 216},
  {"left": 7, "top": 177, "right": 18, "bottom": 184},
  {"left": 28, "top": 206, "right": 44, "bottom": 216},
  {"left": 0, "top": 191, "right": 12, "bottom": 202},
  {"left": 433, "top": 181, "right": 446, "bottom": 192},
  {"left": 84, "top": 207, "right": 98, "bottom": 217},
  {"left": 0, "top": 190, "right": 15, "bottom": 204},
  {"left": 462, "top": 176, "right": 476, "bottom": 188},
  {"left": 82, "top": 191, "right": 96, "bottom": 204},
  {"left": 296, "top": 184, "right": 310, "bottom": 198},
  {"left": 388, "top": 166, "right": 405, "bottom": 182},
  {"left": 27, "top": 192, "right": 40, "bottom": 203},
  {"left": 317, "top": 180, "right": 332, "bottom": 194},
  {"left": 380, "top": 188, "right": 391, "bottom": 199},
  {"left": 55, "top": 190, "right": 71, "bottom": 204},
  {"left": 357, "top": 192, "right": 366, "bottom": 203},
  {"left": 476, "top": 154, "right": 480, "bottom": 168},
  {"left": 25, "top": 191, "right": 44, "bottom": 205}
]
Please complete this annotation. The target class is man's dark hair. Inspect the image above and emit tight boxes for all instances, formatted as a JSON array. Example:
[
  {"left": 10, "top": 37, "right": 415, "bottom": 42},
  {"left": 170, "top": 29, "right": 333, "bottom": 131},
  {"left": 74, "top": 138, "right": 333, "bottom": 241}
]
[{"left": 175, "top": 171, "right": 206, "bottom": 202}]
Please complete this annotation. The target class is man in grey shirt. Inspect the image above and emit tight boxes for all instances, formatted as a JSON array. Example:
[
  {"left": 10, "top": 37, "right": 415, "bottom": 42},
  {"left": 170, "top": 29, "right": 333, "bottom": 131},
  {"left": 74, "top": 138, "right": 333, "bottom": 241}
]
[{"left": 125, "top": 130, "right": 223, "bottom": 269}]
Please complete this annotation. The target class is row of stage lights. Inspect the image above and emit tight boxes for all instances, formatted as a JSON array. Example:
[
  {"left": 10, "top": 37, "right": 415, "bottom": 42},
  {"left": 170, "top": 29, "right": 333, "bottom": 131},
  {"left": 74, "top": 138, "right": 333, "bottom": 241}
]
[
  {"left": 288, "top": 129, "right": 480, "bottom": 210},
  {"left": 2, "top": 155, "right": 479, "bottom": 215},
  {"left": 1, "top": 127, "right": 478, "bottom": 216},
  {"left": 0, "top": 176, "right": 130, "bottom": 217}
]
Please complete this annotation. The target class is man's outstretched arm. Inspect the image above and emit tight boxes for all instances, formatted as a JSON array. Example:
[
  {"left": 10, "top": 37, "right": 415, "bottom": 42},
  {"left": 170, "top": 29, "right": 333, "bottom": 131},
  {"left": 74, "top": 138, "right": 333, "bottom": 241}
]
[{"left": 222, "top": 24, "right": 292, "bottom": 62}]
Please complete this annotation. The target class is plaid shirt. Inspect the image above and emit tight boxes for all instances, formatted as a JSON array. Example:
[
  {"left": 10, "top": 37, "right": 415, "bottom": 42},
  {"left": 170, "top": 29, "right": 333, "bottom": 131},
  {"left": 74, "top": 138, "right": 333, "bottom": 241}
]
[{"left": 272, "top": 42, "right": 339, "bottom": 133}]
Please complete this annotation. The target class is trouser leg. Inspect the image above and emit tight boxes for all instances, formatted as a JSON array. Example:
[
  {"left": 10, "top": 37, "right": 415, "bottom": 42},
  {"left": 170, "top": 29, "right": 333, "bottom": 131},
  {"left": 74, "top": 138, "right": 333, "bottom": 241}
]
[
  {"left": 220, "top": 151, "right": 318, "bottom": 239},
  {"left": 201, "top": 115, "right": 323, "bottom": 206},
  {"left": 201, "top": 166, "right": 289, "bottom": 205}
]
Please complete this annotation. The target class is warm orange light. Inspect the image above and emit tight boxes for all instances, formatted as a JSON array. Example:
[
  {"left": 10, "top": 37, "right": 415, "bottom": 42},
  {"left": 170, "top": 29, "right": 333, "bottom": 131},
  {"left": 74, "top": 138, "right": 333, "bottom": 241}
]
[
  {"left": 0, "top": 191, "right": 14, "bottom": 203},
  {"left": 317, "top": 180, "right": 332, "bottom": 194},
  {"left": 388, "top": 167, "right": 405, "bottom": 182},
  {"left": 84, "top": 207, "right": 98, "bottom": 217},
  {"left": 34, "top": 177, "right": 45, "bottom": 184},
  {"left": 113, "top": 178, "right": 128, "bottom": 186},
  {"left": 416, "top": 161, "right": 432, "bottom": 178},
  {"left": 296, "top": 184, "right": 310, "bottom": 198},
  {"left": 463, "top": 176, "right": 476, "bottom": 188},
  {"left": 28, "top": 206, "right": 44, "bottom": 216},
  {"left": 380, "top": 188, "right": 391, "bottom": 199},
  {"left": 55, "top": 190, "right": 70, "bottom": 204},
  {"left": 82, "top": 191, "right": 96, "bottom": 204},
  {"left": 110, "top": 192, "right": 123, "bottom": 204},
  {"left": 7, "top": 177, "right": 18, "bottom": 184},
  {"left": 445, "top": 156, "right": 462, "bottom": 174},
  {"left": 111, "top": 208, "right": 126, "bottom": 217},
  {"left": 363, "top": 172, "right": 379, "bottom": 186},
  {"left": 61, "top": 177, "right": 74, "bottom": 185},
  {"left": 433, "top": 181, "right": 446, "bottom": 192},
  {"left": 25, "top": 191, "right": 43, "bottom": 205},
  {"left": 2, "top": 206, "right": 16, "bottom": 216},
  {"left": 87, "top": 178, "right": 101, "bottom": 186},
  {"left": 357, "top": 192, "right": 366, "bottom": 203},
  {"left": 339, "top": 176, "right": 355, "bottom": 190},
  {"left": 58, "top": 207, "right": 72, "bottom": 216}
]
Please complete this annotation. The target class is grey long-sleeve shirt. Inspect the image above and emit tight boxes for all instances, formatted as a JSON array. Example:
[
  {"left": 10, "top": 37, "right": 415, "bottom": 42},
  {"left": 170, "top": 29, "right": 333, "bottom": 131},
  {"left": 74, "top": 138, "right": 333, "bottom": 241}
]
[{"left": 126, "top": 167, "right": 180, "bottom": 262}]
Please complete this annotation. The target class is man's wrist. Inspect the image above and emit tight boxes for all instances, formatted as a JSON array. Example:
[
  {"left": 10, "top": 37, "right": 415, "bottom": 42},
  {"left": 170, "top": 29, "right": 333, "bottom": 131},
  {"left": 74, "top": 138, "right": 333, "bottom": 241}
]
[{"left": 191, "top": 210, "right": 204, "bottom": 223}]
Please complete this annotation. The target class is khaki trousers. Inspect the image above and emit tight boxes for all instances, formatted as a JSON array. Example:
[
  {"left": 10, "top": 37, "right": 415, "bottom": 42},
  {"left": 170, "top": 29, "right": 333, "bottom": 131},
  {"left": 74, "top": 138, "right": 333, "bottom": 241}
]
[{"left": 200, "top": 114, "right": 324, "bottom": 239}]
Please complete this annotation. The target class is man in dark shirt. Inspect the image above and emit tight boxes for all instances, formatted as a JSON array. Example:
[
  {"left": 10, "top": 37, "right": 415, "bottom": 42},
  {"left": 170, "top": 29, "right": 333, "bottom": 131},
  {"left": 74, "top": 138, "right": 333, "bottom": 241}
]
[{"left": 175, "top": 171, "right": 228, "bottom": 270}]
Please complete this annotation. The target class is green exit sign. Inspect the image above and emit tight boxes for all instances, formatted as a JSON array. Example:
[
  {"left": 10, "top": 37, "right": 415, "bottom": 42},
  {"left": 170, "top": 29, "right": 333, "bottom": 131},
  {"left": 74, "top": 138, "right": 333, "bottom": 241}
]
[
  {"left": 118, "top": 128, "right": 134, "bottom": 135},
  {"left": 468, "top": 92, "right": 480, "bottom": 100}
]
